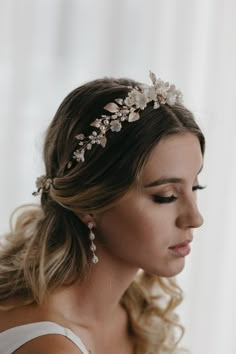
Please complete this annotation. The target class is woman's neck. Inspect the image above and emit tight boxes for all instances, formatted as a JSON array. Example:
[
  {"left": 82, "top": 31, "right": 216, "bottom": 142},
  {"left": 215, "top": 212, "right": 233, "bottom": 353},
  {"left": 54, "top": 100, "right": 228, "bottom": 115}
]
[{"left": 43, "top": 250, "right": 139, "bottom": 329}]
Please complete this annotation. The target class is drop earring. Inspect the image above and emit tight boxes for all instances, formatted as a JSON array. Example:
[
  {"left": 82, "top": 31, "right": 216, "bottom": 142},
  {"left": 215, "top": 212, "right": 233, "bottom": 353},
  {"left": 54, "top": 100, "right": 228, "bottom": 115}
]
[{"left": 88, "top": 222, "right": 99, "bottom": 264}]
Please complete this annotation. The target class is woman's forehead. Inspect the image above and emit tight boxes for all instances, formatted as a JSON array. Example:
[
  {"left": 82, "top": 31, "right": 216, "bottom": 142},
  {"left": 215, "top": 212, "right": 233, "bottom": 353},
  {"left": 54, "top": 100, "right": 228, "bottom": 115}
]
[{"left": 142, "top": 133, "right": 203, "bottom": 184}]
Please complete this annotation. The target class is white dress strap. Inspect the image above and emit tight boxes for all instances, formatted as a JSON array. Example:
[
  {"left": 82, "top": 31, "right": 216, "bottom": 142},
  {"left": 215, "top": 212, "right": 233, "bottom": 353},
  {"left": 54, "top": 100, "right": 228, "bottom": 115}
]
[{"left": 0, "top": 321, "right": 89, "bottom": 354}]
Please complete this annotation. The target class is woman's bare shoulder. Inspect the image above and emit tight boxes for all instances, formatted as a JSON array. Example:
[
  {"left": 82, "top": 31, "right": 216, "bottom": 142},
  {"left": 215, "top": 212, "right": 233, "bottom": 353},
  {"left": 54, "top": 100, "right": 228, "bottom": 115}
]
[
  {"left": 13, "top": 334, "right": 84, "bottom": 354},
  {"left": 0, "top": 302, "right": 85, "bottom": 353},
  {"left": 0, "top": 301, "right": 42, "bottom": 332}
]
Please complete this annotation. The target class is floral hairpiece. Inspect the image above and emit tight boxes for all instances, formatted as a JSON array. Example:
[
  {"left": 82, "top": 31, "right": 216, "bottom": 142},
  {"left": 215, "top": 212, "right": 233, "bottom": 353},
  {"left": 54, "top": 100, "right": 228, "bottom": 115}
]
[
  {"left": 32, "top": 176, "right": 52, "bottom": 196},
  {"left": 33, "top": 71, "right": 183, "bottom": 196},
  {"left": 67, "top": 71, "right": 183, "bottom": 168}
]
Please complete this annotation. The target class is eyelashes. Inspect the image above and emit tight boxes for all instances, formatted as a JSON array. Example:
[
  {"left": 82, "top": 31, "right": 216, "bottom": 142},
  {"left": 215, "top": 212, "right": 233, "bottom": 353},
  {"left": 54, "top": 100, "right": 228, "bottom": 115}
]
[
  {"left": 152, "top": 194, "right": 177, "bottom": 204},
  {"left": 192, "top": 184, "right": 206, "bottom": 191},
  {"left": 152, "top": 184, "right": 207, "bottom": 204}
]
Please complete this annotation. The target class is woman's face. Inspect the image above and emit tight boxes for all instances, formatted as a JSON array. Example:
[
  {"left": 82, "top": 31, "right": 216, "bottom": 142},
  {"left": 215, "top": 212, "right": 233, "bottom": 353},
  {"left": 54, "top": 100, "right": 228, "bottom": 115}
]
[{"left": 95, "top": 133, "right": 204, "bottom": 277}]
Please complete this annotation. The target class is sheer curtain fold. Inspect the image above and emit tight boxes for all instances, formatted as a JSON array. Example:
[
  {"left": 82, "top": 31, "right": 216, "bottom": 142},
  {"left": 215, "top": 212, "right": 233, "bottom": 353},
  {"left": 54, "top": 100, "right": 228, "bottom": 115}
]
[{"left": 0, "top": 1, "right": 234, "bottom": 353}]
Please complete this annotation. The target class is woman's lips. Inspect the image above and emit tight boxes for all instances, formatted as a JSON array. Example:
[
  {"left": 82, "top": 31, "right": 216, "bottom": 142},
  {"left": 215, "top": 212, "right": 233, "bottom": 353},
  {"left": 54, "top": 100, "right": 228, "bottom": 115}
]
[
  {"left": 169, "top": 240, "right": 192, "bottom": 248},
  {"left": 168, "top": 240, "right": 192, "bottom": 257}
]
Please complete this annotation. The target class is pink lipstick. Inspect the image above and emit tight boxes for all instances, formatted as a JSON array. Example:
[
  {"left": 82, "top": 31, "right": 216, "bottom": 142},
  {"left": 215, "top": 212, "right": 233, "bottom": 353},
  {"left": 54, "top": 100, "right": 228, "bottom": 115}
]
[{"left": 168, "top": 240, "right": 192, "bottom": 257}]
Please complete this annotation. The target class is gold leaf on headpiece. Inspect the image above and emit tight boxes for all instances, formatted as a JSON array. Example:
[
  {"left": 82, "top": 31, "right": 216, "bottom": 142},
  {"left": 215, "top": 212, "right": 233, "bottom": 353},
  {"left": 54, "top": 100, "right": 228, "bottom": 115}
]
[
  {"left": 115, "top": 98, "right": 123, "bottom": 105},
  {"left": 91, "top": 119, "right": 102, "bottom": 128},
  {"left": 104, "top": 103, "right": 119, "bottom": 113},
  {"left": 100, "top": 136, "right": 107, "bottom": 147},
  {"left": 128, "top": 111, "right": 140, "bottom": 122},
  {"left": 149, "top": 71, "right": 157, "bottom": 85},
  {"left": 63, "top": 71, "right": 184, "bottom": 168},
  {"left": 75, "top": 134, "right": 85, "bottom": 140}
]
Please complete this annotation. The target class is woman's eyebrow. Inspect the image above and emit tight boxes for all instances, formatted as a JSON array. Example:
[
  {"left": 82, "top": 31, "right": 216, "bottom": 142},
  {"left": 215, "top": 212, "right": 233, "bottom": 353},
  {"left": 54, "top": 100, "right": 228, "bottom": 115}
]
[{"left": 144, "top": 164, "right": 204, "bottom": 188}]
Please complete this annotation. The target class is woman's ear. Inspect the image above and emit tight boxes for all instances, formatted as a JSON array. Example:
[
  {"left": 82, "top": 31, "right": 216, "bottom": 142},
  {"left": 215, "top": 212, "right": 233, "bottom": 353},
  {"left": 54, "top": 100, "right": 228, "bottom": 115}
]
[{"left": 77, "top": 212, "right": 97, "bottom": 226}]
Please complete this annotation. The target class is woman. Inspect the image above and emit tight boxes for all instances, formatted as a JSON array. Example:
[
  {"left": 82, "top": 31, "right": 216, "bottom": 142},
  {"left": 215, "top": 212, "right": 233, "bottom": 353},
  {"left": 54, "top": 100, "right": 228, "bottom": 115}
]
[{"left": 0, "top": 72, "right": 205, "bottom": 354}]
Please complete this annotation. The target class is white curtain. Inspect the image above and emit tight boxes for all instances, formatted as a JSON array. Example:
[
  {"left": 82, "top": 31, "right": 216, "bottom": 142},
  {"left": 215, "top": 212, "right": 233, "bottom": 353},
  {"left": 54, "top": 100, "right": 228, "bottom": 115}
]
[{"left": 0, "top": 1, "right": 235, "bottom": 353}]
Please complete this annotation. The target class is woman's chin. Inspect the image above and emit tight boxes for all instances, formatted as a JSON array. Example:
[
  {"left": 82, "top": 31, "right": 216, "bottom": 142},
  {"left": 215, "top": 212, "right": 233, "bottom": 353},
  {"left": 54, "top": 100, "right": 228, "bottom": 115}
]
[{"left": 145, "top": 258, "right": 186, "bottom": 277}]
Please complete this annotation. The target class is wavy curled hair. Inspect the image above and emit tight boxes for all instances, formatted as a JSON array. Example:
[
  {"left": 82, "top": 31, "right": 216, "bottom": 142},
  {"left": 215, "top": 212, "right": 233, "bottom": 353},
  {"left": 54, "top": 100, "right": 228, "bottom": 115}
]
[{"left": 0, "top": 76, "right": 205, "bottom": 354}]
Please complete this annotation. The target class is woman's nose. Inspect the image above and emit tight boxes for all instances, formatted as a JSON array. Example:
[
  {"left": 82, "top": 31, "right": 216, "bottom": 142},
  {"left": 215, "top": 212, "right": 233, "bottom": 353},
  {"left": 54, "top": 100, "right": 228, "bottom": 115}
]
[{"left": 176, "top": 199, "right": 204, "bottom": 229}]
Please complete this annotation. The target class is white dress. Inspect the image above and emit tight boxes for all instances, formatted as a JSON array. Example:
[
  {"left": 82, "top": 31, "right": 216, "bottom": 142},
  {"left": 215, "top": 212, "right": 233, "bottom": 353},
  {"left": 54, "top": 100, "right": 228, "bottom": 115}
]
[{"left": 0, "top": 321, "right": 89, "bottom": 354}]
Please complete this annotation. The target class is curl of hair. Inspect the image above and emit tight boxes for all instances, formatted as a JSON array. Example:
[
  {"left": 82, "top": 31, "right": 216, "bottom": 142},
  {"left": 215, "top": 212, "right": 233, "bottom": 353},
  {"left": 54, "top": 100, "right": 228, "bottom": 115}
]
[{"left": 0, "top": 77, "right": 205, "bottom": 354}]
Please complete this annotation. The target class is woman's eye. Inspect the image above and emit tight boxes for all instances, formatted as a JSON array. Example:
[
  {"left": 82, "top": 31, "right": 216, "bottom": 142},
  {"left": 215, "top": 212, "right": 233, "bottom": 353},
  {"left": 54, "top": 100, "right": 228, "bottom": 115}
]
[
  {"left": 152, "top": 195, "right": 177, "bottom": 204},
  {"left": 152, "top": 185, "right": 206, "bottom": 204},
  {"left": 192, "top": 184, "right": 206, "bottom": 191}
]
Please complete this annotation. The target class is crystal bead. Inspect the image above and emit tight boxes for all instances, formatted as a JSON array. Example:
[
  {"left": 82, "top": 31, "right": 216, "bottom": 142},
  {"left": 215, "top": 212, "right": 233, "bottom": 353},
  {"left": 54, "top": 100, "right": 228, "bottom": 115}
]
[
  {"left": 86, "top": 143, "right": 92, "bottom": 150},
  {"left": 92, "top": 255, "right": 99, "bottom": 264},
  {"left": 89, "top": 233, "right": 95, "bottom": 241},
  {"left": 90, "top": 243, "right": 96, "bottom": 251}
]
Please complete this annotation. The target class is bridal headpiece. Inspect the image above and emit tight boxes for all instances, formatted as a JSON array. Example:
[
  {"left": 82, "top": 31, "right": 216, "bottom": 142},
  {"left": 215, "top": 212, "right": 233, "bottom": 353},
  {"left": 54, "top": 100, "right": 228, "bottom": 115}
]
[
  {"left": 33, "top": 71, "right": 183, "bottom": 196},
  {"left": 68, "top": 71, "right": 183, "bottom": 168}
]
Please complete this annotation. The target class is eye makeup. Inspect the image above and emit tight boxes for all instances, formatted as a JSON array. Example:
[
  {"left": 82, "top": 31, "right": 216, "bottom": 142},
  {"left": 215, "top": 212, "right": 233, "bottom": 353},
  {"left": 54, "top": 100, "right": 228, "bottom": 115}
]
[{"left": 152, "top": 184, "right": 206, "bottom": 204}]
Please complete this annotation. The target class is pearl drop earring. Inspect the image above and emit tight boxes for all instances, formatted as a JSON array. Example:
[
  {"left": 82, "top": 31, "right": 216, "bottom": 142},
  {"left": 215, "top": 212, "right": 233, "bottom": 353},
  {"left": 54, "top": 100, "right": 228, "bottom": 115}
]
[{"left": 88, "top": 222, "right": 99, "bottom": 264}]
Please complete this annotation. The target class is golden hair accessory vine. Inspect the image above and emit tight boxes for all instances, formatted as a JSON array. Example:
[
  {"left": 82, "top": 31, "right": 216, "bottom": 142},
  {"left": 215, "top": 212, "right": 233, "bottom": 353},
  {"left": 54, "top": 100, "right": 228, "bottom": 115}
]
[
  {"left": 67, "top": 71, "right": 183, "bottom": 168},
  {"left": 32, "top": 175, "right": 53, "bottom": 196},
  {"left": 33, "top": 71, "right": 183, "bottom": 196}
]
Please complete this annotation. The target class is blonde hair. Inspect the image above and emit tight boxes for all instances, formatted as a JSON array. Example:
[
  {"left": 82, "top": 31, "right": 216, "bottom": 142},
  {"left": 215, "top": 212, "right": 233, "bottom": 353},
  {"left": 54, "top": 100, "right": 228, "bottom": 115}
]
[{"left": 0, "top": 77, "right": 205, "bottom": 353}]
